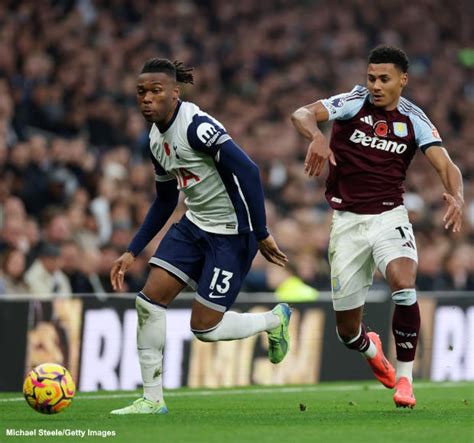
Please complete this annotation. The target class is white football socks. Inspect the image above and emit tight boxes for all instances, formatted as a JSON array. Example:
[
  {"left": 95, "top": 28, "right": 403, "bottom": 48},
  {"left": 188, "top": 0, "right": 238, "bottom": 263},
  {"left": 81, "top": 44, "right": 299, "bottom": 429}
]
[
  {"left": 363, "top": 339, "right": 377, "bottom": 359},
  {"left": 193, "top": 310, "right": 280, "bottom": 342},
  {"left": 396, "top": 360, "right": 414, "bottom": 382},
  {"left": 136, "top": 295, "right": 166, "bottom": 404}
]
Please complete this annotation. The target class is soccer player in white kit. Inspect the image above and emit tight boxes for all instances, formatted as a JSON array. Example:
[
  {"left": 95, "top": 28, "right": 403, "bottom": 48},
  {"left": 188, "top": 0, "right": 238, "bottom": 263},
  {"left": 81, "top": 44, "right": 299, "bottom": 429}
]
[
  {"left": 110, "top": 59, "right": 291, "bottom": 414},
  {"left": 291, "top": 46, "right": 464, "bottom": 408}
]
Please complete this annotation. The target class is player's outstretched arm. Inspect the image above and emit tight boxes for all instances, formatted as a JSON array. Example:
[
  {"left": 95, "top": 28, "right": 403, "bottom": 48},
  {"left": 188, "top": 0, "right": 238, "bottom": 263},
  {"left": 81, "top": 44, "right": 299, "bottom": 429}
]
[
  {"left": 425, "top": 146, "right": 464, "bottom": 232},
  {"left": 291, "top": 101, "right": 336, "bottom": 177}
]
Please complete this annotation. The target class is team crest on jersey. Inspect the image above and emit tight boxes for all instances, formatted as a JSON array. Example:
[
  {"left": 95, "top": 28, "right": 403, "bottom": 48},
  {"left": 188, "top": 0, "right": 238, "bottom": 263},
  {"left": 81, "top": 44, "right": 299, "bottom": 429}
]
[
  {"left": 172, "top": 143, "right": 181, "bottom": 159},
  {"left": 331, "top": 277, "right": 341, "bottom": 292},
  {"left": 393, "top": 122, "right": 408, "bottom": 137},
  {"left": 373, "top": 120, "right": 389, "bottom": 137}
]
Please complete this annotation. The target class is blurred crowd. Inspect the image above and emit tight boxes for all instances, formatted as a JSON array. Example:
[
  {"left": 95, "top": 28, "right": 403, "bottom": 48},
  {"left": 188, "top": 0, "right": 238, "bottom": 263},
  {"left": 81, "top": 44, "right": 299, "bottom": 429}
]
[{"left": 0, "top": 0, "right": 473, "bottom": 297}]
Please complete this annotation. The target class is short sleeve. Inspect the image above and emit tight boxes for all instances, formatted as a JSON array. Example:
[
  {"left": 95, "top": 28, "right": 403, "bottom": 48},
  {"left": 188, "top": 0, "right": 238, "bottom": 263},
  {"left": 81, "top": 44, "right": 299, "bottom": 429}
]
[
  {"left": 186, "top": 113, "right": 231, "bottom": 156},
  {"left": 320, "top": 85, "right": 369, "bottom": 121},
  {"left": 409, "top": 112, "right": 443, "bottom": 152}
]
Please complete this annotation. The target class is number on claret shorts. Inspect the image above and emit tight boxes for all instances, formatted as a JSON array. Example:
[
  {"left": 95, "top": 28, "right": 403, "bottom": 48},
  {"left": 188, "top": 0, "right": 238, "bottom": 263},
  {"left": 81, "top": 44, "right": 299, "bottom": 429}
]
[{"left": 395, "top": 225, "right": 416, "bottom": 249}]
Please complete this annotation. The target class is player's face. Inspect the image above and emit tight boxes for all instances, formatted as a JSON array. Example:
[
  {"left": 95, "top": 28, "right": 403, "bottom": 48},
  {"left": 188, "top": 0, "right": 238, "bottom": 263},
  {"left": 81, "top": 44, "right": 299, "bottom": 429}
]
[
  {"left": 367, "top": 64, "right": 407, "bottom": 111},
  {"left": 136, "top": 72, "right": 179, "bottom": 124}
]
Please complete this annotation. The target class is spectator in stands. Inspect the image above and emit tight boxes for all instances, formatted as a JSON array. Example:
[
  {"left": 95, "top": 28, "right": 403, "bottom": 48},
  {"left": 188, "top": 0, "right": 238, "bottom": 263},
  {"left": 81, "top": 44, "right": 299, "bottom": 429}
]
[
  {"left": 0, "top": 248, "right": 29, "bottom": 294},
  {"left": 24, "top": 243, "right": 71, "bottom": 298},
  {"left": 0, "top": 0, "right": 470, "bottom": 292}
]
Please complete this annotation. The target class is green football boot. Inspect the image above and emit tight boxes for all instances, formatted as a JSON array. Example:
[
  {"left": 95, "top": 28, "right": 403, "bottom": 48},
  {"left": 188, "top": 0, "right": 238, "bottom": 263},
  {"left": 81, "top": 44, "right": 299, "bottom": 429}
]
[
  {"left": 110, "top": 398, "right": 168, "bottom": 415},
  {"left": 267, "top": 303, "right": 292, "bottom": 364}
]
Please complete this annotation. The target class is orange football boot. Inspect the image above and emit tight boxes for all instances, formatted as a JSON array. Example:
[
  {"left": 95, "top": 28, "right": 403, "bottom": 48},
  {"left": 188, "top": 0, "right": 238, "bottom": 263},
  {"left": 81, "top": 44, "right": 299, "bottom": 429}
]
[
  {"left": 393, "top": 376, "right": 416, "bottom": 408},
  {"left": 366, "top": 332, "right": 396, "bottom": 388}
]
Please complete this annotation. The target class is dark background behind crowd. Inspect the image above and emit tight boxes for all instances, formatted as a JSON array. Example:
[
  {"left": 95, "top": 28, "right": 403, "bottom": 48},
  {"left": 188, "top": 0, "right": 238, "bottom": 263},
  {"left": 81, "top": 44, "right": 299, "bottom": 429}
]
[{"left": 0, "top": 0, "right": 472, "bottom": 297}]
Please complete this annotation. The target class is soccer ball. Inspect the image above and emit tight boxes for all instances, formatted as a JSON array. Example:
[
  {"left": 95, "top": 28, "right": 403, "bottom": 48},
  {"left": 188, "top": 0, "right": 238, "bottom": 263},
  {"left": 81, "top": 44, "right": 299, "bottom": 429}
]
[{"left": 23, "top": 363, "right": 76, "bottom": 414}]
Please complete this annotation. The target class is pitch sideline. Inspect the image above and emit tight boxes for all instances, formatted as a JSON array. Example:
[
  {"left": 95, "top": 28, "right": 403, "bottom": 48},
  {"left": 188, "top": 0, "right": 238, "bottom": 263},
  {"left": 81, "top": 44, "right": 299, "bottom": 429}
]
[{"left": 0, "top": 381, "right": 472, "bottom": 403}]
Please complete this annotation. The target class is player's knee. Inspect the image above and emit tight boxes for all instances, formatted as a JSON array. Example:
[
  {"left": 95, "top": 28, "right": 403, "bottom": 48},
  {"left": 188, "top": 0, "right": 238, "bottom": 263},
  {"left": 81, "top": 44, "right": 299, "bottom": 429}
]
[
  {"left": 190, "top": 315, "right": 222, "bottom": 336},
  {"left": 390, "top": 278, "right": 416, "bottom": 292},
  {"left": 190, "top": 301, "right": 224, "bottom": 333},
  {"left": 192, "top": 323, "right": 222, "bottom": 342},
  {"left": 392, "top": 288, "right": 417, "bottom": 306},
  {"left": 335, "top": 324, "right": 360, "bottom": 343}
]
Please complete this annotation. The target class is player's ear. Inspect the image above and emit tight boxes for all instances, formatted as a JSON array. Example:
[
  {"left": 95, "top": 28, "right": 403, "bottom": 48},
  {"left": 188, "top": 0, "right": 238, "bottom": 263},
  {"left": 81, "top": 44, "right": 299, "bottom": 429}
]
[
  {"left": 400, "top": 72, "right": 408, "bottom": 88},
  {"left": 172, "top": 83, "right": 180, "bottom": 100}
]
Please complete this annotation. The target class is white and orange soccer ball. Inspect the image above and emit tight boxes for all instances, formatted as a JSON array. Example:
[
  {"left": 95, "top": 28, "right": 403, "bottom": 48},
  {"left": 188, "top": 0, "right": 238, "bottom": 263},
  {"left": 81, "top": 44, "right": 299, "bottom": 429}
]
[{"left": 23, "top": 363, "right": 75, "bottom": 414}]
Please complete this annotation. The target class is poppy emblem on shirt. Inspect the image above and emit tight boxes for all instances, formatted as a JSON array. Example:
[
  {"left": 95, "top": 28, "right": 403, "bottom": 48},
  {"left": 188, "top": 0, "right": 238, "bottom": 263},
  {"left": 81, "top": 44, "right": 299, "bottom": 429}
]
[
  {"left": 164, "top": 142, "right": 171, "bottom": 156},
  {"left": 374, "top": 120, "right": 389, "bottom": 137},
  {"left": 393, "top": 122, "right": 408, "bottom": 137}
]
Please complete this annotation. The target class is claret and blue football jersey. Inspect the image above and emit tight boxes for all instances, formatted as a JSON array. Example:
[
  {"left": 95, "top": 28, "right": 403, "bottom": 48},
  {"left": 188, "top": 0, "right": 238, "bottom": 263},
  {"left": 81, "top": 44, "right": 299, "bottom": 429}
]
[{"left": 320, "top": 86, "right": 443, "bottom": 214}]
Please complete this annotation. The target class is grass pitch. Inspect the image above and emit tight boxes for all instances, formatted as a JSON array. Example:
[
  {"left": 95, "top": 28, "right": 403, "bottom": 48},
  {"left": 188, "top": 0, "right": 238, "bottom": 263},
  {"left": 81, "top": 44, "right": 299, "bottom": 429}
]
[{"left": 1, "top": 381, "right": 473, "bottom": 443}]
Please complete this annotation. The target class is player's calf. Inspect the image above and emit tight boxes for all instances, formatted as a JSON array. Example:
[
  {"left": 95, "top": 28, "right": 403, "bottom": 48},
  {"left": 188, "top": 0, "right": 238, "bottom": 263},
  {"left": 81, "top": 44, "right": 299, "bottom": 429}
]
[
  {"left": 192, "top": 309, "right": 280, "bottom": 342},
  {"left": 337, "top": 325, "right": 395, "bottom": 388}
]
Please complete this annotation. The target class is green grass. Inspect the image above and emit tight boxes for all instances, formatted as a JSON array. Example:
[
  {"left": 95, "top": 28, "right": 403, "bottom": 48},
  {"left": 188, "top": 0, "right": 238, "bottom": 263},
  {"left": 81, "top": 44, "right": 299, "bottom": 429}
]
[{"left": 1, "top": 381, "right": 473, "bottom": 443}]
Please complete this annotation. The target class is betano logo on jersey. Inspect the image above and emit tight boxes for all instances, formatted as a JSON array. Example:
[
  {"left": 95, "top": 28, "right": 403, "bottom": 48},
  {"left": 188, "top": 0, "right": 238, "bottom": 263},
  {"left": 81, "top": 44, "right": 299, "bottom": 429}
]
[{"left": 349, "top": 129, "right": 408, "bottom": 154}]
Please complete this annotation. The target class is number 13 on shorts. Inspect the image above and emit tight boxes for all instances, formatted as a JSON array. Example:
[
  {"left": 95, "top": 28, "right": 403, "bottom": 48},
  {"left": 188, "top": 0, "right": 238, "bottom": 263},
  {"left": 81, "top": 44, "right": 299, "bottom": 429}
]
[{"left": 210, "top": 267, "right": 234, "bottom": 294}]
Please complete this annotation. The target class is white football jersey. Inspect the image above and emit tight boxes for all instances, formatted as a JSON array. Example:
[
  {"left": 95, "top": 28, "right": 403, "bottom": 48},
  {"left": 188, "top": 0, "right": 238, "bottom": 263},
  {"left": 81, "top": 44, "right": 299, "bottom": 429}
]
[{"left": 149, "top": 100, "right": 253, "bottom": 235}]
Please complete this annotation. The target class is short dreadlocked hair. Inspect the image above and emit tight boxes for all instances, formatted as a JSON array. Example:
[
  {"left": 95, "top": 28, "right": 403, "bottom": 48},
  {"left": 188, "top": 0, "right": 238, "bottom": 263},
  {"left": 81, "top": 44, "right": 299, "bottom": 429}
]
[
  {"left": 368, "top": 46, "right": 409, "bottom": 73},
  {"left": 140, "top": 58, "right": 194, "bottom": 84}
]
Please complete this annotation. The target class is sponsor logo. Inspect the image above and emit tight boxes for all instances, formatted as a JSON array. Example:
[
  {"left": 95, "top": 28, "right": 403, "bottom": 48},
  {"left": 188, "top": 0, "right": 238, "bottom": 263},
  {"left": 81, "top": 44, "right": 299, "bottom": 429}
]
[
  {"left": 432, "top": 126, "right": 441, "bottom": 139},
  {"left": 331, "top": 197, "right": 342, "bottom": 204},
  {"left": 374, "top": 120, "right": 389, "bottom": 137},
  {"left": 360, "top": 115, "right": 374, "bottom": 125},
  {"left": 393, "top": 122, "right": 408, "bottom": 137},
  {"left": 382, "top": 201, "right": 395, "bottom": 206},
  {"left": 349, "top": 129, "right": 408, "bottom": 154},
  {"left": 208, "top": 292, "right": 226, "bottom": 299},
  {"left": 394, "top": 329, "right": 417, "bottom": 338},
  {"left": 164, "top": 142, "right": 171, "bottom": 156},
  {"left": 197, "top": 122, "right": 221, "bottom": 147},
  {"left": 397, "top": 342, "right": 414, "bottom": 349}
]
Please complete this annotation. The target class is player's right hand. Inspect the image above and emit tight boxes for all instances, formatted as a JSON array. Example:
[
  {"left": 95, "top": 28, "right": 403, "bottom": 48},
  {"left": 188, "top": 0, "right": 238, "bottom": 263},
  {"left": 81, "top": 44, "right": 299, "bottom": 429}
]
[
  {"left": 258, "top": 235, "right": 288, "bottom": 267},
  {"left": 110, "top": 251, "right": 136, "bottom": 292},
  {"left": 304, "top": 132, "right": 336, "bottom": 176}
]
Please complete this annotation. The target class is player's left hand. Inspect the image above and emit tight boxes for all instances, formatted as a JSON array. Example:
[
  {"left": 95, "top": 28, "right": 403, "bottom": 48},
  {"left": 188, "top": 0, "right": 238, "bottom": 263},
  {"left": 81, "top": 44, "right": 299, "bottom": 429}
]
[
  {"left": 110, "top": 251, "right": 136, "bottom": 291},
  {"left": 442, "top": 192, "right": 463, "bottom": 232},
  {"left": 258, "top": 235, "right": 288, "bottom": 267}
]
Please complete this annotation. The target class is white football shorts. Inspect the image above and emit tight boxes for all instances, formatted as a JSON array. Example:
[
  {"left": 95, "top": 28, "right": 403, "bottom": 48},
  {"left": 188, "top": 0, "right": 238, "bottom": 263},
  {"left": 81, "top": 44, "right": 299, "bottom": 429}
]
[{"left": 328, "top": 205, "right": 418, "bottom": 311}]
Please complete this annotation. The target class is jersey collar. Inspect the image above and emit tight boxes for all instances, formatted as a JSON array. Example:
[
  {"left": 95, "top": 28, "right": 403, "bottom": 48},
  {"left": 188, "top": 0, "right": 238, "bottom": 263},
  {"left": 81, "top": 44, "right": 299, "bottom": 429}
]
[{"left": 157, "top": 100, "right": 182, "bottom": 134}]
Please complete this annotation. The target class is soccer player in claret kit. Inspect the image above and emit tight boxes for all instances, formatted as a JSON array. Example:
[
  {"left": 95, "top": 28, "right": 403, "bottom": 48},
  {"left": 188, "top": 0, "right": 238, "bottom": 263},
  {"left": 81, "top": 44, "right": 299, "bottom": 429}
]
[
  {"left": 291, "top": 46, "right": 463, "bottom": 408},
  {"left": 109, "top": 59, "right": 291, "bottom": 415}
]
